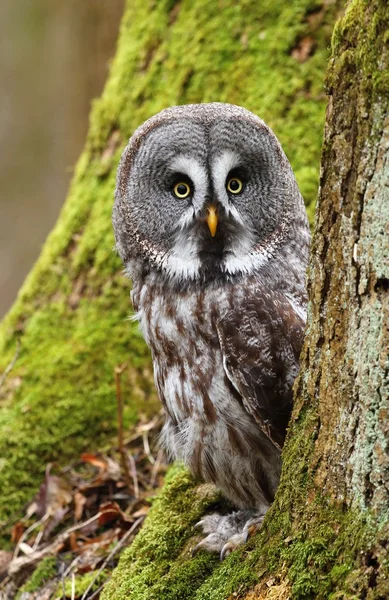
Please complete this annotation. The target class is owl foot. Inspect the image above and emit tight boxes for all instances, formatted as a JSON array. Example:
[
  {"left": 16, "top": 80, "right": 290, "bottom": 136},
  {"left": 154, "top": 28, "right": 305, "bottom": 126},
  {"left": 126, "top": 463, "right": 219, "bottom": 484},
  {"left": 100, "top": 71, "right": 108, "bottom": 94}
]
[{"left": 192, "top": 510, "right": 265, "bottom": 560}]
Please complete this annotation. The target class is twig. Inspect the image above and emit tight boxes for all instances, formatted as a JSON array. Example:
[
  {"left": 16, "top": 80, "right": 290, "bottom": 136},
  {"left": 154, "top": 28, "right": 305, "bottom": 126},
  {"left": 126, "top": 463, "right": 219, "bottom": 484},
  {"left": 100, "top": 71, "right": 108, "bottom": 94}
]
[
  {"left": 0, "top": 339, "right": 20, "bottom": 392},
  {"left": 60, "top": 560, "right": 66, "bottom": 600},
  {"left": 0, "top": 576, "right": 11, "bottom": 592},
  {"left": 80, "top": 516, "right": 144, "bottom": 600},
  {"left": 115, "top": 364, "right": 132, "bottom": 493},
  {"left": 127, "top": 452, "right": 139, "bottom": 499},
  {"left": 32, "top": 528, "right": 44, "bottom": 550},
  {"left": 62, "top": 555, "right": 82, "bottom": 579},
  {"left": 71, "top": 572, "right": 76, "bottom": 600},
  {"left": 142, "top": 431, "right": 155, "bottom": 464},
  {"left": 150, "top": 449, "right": 164, "bottom": 488},
  {"left": 88, "top": 576, "right": 111, "bottom": 600},
  {"left": 123, "top": 411, "right": 164, "bottom": 445},
  {"left": 13, "top": 512, "right": 49, "bottom": 558},
  {"left": 8, "top": 511, "right": 105, "bottom": 577}
]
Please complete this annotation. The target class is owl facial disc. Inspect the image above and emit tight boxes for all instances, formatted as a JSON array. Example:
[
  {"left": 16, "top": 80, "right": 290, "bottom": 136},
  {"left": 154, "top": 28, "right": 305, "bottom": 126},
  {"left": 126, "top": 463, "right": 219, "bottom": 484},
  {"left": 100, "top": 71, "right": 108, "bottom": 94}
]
[{"left": 114, "top": 103, "right": 308, "bottom": 284}]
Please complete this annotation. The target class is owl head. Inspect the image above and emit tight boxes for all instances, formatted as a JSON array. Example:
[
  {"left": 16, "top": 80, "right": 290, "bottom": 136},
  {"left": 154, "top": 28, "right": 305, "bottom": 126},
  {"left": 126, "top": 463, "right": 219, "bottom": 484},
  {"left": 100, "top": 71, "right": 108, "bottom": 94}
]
[{"left": 113, "top": 103, "right": 308, "bottom": 284}]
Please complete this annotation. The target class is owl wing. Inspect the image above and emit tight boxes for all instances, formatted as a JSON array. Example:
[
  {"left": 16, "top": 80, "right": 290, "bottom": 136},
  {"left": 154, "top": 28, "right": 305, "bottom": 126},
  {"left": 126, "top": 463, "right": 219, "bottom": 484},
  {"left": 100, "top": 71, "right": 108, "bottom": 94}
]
[{"left": 216, "top": 290, "right": 305, "bottom": 450}]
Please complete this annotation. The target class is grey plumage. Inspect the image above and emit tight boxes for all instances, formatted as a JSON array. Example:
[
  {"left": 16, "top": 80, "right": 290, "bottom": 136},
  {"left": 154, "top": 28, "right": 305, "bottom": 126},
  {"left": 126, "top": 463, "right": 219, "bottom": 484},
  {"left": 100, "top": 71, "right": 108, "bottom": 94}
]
[{"left": 113, "top": 102, "right": 310, "bottom": 556}]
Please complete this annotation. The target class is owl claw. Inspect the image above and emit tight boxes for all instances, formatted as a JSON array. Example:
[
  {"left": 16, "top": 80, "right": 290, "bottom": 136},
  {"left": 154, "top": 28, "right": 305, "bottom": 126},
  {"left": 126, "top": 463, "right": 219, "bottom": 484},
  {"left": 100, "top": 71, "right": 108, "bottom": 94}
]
[
  {"left": 220, "top": 542, "right": 233, "bottom": 561},
  {"left": 191, "top": 534, "right": 220, "bottom": 556},
  {"left": 220, "top": 532, "right": 248, "bottom": 560},
  {"left": 191, "top": 542, "right": 201, "bottom": 557},
  {"left": 192, "top": 511, "right": 265, "bottom": 559}
]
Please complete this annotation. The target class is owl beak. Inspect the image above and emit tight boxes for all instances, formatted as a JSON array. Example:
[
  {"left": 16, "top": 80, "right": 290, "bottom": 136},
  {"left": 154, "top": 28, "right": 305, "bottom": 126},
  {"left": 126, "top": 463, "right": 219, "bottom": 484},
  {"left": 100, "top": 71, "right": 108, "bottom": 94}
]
[{"left": 206, "top": 206, "right": 218, "bottom": 237}]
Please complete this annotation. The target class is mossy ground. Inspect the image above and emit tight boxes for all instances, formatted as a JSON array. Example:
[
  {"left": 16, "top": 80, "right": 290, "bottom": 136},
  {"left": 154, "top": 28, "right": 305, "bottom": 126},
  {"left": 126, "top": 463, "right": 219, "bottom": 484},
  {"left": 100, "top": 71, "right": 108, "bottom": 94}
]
[
  {"left": 16, "top": 556, "right": 57, "bottom": 598},
  {"left": 101, "top": 412, "right": 384, "bottom": 600}
]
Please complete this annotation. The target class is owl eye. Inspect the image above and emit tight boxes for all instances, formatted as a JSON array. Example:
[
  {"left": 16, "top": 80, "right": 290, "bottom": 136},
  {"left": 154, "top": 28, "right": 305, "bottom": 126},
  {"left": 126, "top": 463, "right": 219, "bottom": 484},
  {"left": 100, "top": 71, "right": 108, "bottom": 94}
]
[
  {"left": 226, "top": 177, "right": 243, "bottom": 194},
  {"left": 173, "top": 182, "right": 191, "bottom": 199}
]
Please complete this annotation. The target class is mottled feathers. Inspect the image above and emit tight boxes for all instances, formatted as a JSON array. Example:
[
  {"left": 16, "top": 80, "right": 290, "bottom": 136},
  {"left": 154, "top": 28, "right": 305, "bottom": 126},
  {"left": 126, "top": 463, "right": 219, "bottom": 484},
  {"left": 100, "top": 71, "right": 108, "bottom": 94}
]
[{"left": 113, "top": 102, "right": 310, "bottom": 553}]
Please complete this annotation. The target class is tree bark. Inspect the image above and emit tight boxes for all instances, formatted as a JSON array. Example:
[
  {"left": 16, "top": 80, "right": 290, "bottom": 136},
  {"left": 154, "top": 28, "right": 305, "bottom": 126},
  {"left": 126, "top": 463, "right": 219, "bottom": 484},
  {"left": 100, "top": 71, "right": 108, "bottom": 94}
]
[{"left": 300, "top": 0, "right": 389, "bottom": 517}]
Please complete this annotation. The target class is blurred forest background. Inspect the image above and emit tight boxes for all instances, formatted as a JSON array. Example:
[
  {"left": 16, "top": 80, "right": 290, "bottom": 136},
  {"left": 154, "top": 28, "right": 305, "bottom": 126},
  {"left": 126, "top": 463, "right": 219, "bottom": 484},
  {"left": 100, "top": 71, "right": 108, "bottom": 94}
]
[{"left": 0, "top": 0, "right": 124, "bottom": 317}]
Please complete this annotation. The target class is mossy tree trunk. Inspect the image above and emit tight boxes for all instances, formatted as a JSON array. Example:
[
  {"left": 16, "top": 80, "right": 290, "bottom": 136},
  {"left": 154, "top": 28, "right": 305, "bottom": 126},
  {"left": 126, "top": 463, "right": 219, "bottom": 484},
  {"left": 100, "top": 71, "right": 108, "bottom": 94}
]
[{"left": 297, "top": 0, "right": 389, "bottom": 521}]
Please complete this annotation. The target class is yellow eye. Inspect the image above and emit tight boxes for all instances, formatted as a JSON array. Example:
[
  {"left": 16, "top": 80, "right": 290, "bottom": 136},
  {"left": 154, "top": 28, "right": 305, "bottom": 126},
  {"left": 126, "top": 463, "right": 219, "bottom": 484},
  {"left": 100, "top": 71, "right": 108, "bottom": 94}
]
[
  {"left": 173, "top": 182, "right": 191, "bottom": 198},
  {"left": 226, "top": 177, "right": 243, "bottom": 194}
]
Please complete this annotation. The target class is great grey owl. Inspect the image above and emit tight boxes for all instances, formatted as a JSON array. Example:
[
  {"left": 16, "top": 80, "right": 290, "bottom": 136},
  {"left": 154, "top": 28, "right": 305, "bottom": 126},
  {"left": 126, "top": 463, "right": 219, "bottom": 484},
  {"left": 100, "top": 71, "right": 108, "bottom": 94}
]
[{"left": 113, "top": 103, "right": 310, "bottom": 558}]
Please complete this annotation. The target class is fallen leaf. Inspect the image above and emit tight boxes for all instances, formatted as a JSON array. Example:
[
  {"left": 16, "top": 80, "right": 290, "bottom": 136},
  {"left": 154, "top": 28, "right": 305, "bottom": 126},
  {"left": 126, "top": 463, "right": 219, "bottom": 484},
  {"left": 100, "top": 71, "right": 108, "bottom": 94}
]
[
  {"left": 98, "top": 501, "right": 133, "bottom": 527},
  {"left": 80, "top": 453, "right": 121, "bottom": 485},
  {"left": 98, "top": 504, "right": 122, "bottom": 527},
  {"left": 291, "top": 36, "right": 315, "bottom": 62},
  {"left": 11, "top": 522, "right": 24, "bottom": 544},
  {"left": 35, "top": 466, "right": 72, "bottom": 519},
  {"left": 43, "top": 507, "right": 70, "bottom": 540}
]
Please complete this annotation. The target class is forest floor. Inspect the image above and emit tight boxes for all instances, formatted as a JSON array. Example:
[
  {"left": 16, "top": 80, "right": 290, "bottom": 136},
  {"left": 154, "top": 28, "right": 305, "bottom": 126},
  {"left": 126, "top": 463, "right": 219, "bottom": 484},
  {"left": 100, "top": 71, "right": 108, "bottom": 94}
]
[{"left": 0, "top": 407, "right": 167, "bottom": 600}]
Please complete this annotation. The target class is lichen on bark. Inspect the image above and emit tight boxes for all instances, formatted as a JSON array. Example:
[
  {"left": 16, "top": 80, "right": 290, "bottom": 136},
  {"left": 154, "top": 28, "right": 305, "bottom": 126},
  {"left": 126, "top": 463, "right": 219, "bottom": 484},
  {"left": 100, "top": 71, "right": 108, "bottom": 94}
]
[{"left": 300, "top": 0, "right": 389, "bottom": 518}]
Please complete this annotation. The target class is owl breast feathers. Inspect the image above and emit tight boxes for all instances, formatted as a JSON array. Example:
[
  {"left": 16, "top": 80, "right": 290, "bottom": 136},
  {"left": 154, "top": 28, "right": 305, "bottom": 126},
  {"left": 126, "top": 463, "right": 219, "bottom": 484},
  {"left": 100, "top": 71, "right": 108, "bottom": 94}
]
[{"left": 113, "top": 103, "right": 310, "bottom": 514}]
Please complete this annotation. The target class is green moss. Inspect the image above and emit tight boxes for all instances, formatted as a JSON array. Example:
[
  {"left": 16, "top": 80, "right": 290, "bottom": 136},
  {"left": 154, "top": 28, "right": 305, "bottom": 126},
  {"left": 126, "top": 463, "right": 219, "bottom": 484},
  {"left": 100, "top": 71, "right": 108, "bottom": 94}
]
[
  {"left": 101, "top": 465, "right": 223, "bottom": 600},
  {"left": 58, "top": 569, "right": 110, "bottom": 598},
  {"left": 328, "top": 0, "right": 389, "bottom": 98},
  {"left": 100, "top": 458, "right": 376, "bottom": 600},
  {"left": 17, "top": 556, "right": 57, "bottom": 596}
]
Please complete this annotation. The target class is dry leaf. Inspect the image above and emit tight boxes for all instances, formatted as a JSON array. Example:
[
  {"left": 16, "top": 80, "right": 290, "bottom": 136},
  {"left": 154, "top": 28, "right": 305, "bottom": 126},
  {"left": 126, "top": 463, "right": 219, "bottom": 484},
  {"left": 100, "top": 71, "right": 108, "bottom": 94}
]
[
  {"left": 11, "top": 522, "right": 24, "bottom": 544},
  {"left": 4, "top": 416, "right": 166, "bottom": 592},
  {"left": 98, "top": 501, "right": 133, "bottom": 527},
  {"left": 35, "top": 466, "right": 72, "bottom": 519},
  {"left": 291, "top": 37, "right": 315, "bottom": 62},
  {"left": 80, "top": 453, "right": 121, "bottom": 485}
]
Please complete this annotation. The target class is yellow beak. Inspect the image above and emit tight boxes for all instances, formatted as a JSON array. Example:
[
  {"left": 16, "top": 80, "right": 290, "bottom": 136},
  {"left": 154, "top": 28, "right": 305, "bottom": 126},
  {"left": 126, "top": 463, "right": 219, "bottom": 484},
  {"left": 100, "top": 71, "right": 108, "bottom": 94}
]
[{"left": 206, "top": 206, "right": 218, "bottom": 237}]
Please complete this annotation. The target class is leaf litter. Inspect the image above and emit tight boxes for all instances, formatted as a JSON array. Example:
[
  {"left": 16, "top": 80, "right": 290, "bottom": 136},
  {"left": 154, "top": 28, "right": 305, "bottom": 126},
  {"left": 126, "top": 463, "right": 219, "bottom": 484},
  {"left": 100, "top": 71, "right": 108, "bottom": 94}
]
[{"left": 0, "top": 410, "right": 166, "bottom": 599}]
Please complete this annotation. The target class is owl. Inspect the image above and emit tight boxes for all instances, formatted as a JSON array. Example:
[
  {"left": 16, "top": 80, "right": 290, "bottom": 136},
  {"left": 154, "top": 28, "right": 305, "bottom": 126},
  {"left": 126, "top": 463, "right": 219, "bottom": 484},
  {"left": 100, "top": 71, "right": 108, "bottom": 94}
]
[{"left": 113, "top": 103, "right": 310, "bottom": 558}]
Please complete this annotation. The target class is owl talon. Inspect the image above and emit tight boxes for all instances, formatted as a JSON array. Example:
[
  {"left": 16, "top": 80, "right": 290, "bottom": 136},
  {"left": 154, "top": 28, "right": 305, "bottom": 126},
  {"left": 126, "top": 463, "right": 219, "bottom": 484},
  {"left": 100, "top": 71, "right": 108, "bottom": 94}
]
[
  {"left": 191, "top": 542, "right": 201, "bottom": 557},
  {"left": 192, "top": 532, "right": 224, "bottom": 556},
  {"left": 191, "top": 510, "right": 265, "bottom": 559},
  {"left": 220, "top": 532, "right": 248, "bottom": 560},
  {"left": 220, "top": 542, "right": 233, "bottom": 561}
]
